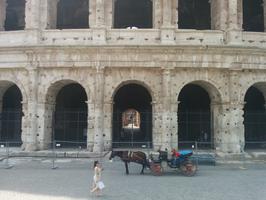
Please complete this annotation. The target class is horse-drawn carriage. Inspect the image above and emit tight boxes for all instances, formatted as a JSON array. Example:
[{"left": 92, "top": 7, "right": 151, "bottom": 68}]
[
  {"left": 109, "top": 149, "right": 197, "bottom": 176},
  {"left": 149, "top": 150, "right": 197, "bottom": 176}
]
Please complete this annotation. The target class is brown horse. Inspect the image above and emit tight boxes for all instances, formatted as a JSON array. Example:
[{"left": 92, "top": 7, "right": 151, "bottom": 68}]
[{"left": 109, "top": 150, "right": 149, "bottom": 175}]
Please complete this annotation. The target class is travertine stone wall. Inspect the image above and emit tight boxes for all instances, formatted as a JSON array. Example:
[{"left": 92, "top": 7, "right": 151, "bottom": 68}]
[{"left": 0, "top": 1, "right": 266, "bottom": 153}]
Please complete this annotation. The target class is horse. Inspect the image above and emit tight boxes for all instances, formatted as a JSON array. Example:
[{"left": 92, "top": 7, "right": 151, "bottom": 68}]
[{"left": 109, "top": 150, "right": 149, "bottom": 175}]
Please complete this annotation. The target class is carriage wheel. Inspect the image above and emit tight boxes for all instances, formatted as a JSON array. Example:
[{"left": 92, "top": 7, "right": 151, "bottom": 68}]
[
  {"left": 180, "top": 161, "right": 197, "bottom": 176},
  {"left": 150, "top": 163, "right": 163, "bottom": 176}
]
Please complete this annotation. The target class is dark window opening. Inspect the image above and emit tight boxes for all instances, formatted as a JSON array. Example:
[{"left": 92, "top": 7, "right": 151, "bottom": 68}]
[
  {"left": 178, "top": 0, "right": 211, "bottom": 30},
  {"left": 0, "top": 85, "right": 22, "bottom": 144},
  {"left": 114, "top": 0, "right": 153, "bottom": 28},
  {"left": 4, "top": 0, "right": 25, "bottom": 31},
  {"left": 57, "top": 0, "right": 89, "bottom": 29},
  {"left": 243, "top": 0, "right": 264, "bottom": 32},
  {"left": 178, "top": 84, "right": 211, "bottom": 148},
  {"left": 244, "top": 86, "right": 266, "bottom": 149},
  {"left": 112, "top": 84, "right": 152, "bottom": 148},
  {"left": 54, "top": 84, "right": 88, "bottom": 147}
]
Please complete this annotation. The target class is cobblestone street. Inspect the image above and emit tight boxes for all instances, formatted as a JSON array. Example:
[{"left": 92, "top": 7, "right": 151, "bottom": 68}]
[{"left": 0, "top": 157, "right": 265, "bottom": 200}]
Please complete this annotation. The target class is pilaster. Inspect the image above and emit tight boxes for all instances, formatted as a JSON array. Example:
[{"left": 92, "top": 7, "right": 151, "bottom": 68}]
[
  {"left": 160, "top": 68, "right": 176, "bottom": 151},
  {"left": 227, "top": 0, "right": 240, "bottom": 30},
  {"left": 44, "top": 0, "right": 60, "bottom": 29},
  {"left": 92, "top": 0, "right": 106, "bottom": 44},
  {"left": 86, "top": 100, "right": 95, "bottom": 152},
  {"left": 211, "top": 0, "right": 227, "bottom": 30},
  {"left": 152, "top": 101, "right": 163, "bottom": 151},
  {"left": 153, "top": 0, "right": 162, "bottom": 29},
  {"left": 214, "top": 101, "right": 244, "bottom": 153},
  {"left": 103, "top": 100, "right": 113, "bottom": 151},
  {"left": 95, "top": 0, "right": 105, "bottom": 27},
  {"left": 22, "top": 68, "right": 39, "bottom": 151},
  {"left": 92, "top": 67, "right": 105, "bottom": 152},
  {"left": 161, "top": 0, "right": 175, "bottom": 44},
  {"left": 225, "top": 0, "right": 243, "bottom": 45},
  {"left": 25, "top": 0, "right": 40, "bottom": 30},
  {"left": 0, "top": 0, "right": 6, "bottom": 31},
  {"left": 37, "top": 102, "right": 55, "bottom": 150},
  {"left": 105, "top": 0, "right": 113, "bottom": 28},
  {"left": 264, "top": 0, "right": 266, "bottom": 32}
]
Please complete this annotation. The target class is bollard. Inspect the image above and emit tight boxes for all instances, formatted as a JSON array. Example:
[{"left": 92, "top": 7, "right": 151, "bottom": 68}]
[
  {"left": 194, "top": 141, "right": 199, "bottom": 168},
  {"left": 51, "top": 141, "right": 58, "bottom": 170}
]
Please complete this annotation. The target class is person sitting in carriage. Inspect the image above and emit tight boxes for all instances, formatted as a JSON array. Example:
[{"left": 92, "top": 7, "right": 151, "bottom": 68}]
[{"left": 171, "top": 148, "right": 180, "bottom": 166}]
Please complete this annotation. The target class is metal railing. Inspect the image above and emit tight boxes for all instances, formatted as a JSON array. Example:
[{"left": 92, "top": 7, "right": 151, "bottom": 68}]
[{"left": 0, "top": 140, "right": 266, "bottom": 170}]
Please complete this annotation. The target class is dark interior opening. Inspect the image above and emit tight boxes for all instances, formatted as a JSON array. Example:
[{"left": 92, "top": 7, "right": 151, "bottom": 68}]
[
  {"left": 114, "top": 0, "right": 153, "bottom": 28},
  {"left": 243, "top": 0, "right": 264, "bottom": 32},
  {"left": 57, "top": 0, "right": 89, "bottom": 29},
  {"left": 244, "top": 86, "right": 266, "bottom": 149},
  {"left": 54, "top": 84, "right": 88, "bottom": 147},
  {"left": 0, "top": 85, "right": 22, "bottom": 143},
  {"left": 4, "top": 0, "right": 25, "bottom": 31},
  {"left": 178, "top": 84, "right": 211, "bottom": 148},
  {"left": 178, "top": 0, "right": 211, "bottom": 30},
  {"left": 112, "top": 84, "right": 152, "bottom": 148}
]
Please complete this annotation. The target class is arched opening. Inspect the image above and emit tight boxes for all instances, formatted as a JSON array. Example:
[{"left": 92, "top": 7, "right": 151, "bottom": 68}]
[
  {"left": 243, "top": 0, "right": 264, "bottom": 32},
  {"left": 114, "top": 0, "right": 153, "bottom": 28},
  {"left": 112, "top": 83, "right": 152, "bottom": 148},
  {"left": 4, "top": 0, "right": 25, "bottom": 31},
  {"left": 57, "top": 0, "right": 89, "bottom": 29},
  {"left": 178, "top": 0, "right": 211, "bottom": 30},
  {"left": 0, "top": 85, "right": 22, "bottom": 145},
  {"left": 53, "top": 83, "right": 88, "bottom": 147},
  {"left": 178, "top": 84, "right": 211, "bottom": 148},
  {"left": 244, "top": 86, "right": 266, "bottom": 149}
]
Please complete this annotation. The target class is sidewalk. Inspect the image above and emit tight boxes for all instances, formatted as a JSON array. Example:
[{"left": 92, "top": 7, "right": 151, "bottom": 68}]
[{"left": 0, "top": 157, "right": 266, "bottom": 200}]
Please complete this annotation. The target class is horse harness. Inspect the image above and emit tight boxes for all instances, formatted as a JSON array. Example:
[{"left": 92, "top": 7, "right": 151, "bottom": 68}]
[{"left": 127, "top": 151, "right": 144, "bottom": 161}]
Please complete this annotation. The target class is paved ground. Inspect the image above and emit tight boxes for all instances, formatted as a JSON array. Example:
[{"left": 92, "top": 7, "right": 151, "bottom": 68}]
[{"left": 0, "top": 157, "right": 266, "bottom": 200}]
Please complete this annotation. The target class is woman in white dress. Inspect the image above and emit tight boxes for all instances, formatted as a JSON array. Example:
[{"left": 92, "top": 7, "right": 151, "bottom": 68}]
[{"left": 90, "top": 161, "right": 104, "bottom": 196}]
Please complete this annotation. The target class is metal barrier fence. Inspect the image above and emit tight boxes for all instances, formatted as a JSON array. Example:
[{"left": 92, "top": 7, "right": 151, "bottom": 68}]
[{"left": 0, "top": 140, "right": 266, "bottom": 170}]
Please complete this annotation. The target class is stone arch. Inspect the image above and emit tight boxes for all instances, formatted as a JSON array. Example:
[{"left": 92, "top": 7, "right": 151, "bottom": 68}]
[
  {"left": 111, "top": 80, "right": 154, "bottom": 103},
  {"left": 113, "top": 0, "right": 153, "bottom": 28},
  {"left": 0, "top": 80, "right": 24, "bottom": 143},
  {"left": 40, "top": 78, "right": 91, "bottom": 104},
  {"left": 176, "top": 80, "right": 222, "bottom": 104},
  {"left": 243, "top": 82, "right": 266, "bottom": 149},
  {"left": 176, "top": 80, "right": 223, "bottom": 149},
  {"left": 40, "top": 79, "right": 89, "bottom": 149},
  {"left": 0, "top": 80, "right": 27, "bottom": 104},
  {"left": 111, "top": 80, "right": 153, "bottom": 148},
  {"left": 241, "top": 81, "right": 266, "bottom": 104}
]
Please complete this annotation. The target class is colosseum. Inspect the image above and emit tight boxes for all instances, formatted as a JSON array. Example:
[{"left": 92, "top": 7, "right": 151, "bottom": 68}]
[{"left": 0, "top": 0, "right": 265, "bottom": 154}]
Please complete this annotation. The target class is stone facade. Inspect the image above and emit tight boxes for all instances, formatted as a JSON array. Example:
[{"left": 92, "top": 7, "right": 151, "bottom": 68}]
[{"left": 0, "top": 0, "right": 266, "bottom": 153}]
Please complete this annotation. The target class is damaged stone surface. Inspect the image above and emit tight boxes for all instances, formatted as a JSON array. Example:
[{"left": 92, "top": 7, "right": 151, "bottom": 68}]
[{"left": 0, "top": 0, "right": 265, "bottom": 154}]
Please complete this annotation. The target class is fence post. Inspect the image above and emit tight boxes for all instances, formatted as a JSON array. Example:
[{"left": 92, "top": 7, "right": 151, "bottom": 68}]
[
  {"left": 4, "top": 141, "right": 13, "bottom": 169},
  {"left": 194, "top": 141, "right": 199, "bottom": 168},
  {"left": 51, "top": 140, "right": 58, "bottom": 169},
  {"left": 240, "top": 141, "right": 247, "bottom": 170}
]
